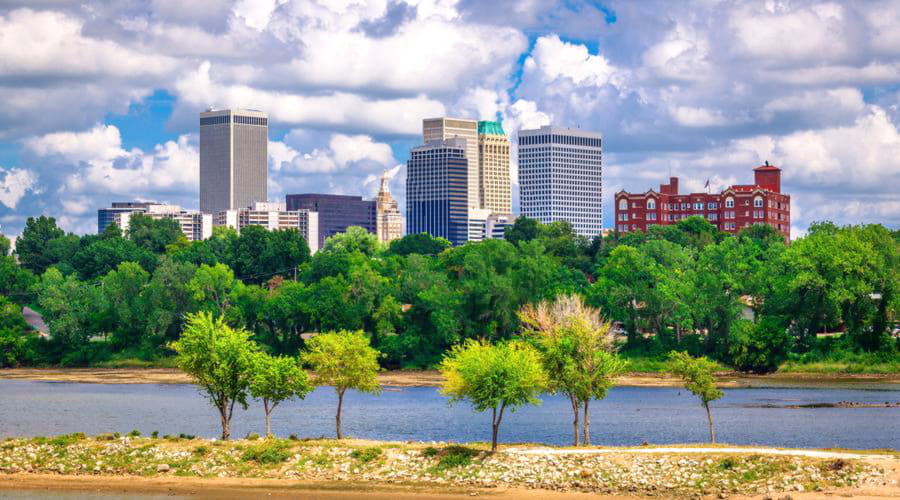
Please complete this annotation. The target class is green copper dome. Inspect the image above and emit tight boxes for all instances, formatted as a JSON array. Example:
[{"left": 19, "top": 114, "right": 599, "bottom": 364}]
[{"left": 477, "top": 120, "right": 505, "bottom": 135}]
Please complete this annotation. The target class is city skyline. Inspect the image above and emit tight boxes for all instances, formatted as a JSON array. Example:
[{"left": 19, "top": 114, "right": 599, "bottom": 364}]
[{"left": 1, "top": 1, "right": 899, "bottom": 238}]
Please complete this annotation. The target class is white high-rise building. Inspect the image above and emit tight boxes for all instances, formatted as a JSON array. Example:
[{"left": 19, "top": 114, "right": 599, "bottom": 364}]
[
  {"left": 518, "top": 126, "right": 603, "bottom": 237},
  {"left": 215, "top": 202, "right": 320, "bottom": 253},
  {"left": 200, "top": 109, "right": 268, "bottom": 214}
]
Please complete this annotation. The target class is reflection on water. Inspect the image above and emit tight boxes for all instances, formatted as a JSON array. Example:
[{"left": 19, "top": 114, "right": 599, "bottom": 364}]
[{"left": 0, "top": 380, "right": 897, "bottom": 449}]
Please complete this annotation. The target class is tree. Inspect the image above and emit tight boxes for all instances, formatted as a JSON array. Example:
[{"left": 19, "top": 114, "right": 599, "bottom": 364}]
[
  {"left": 0, "top": 295, "right": 32, "bottom": 367},
  {"left": 439, "top": 339, "right": 547, "bottom": 452},
  {"left": 170, "top": 312, "right": 259, "bottom": 440},
  {"left": 37, "top": 268, "right": 103, "bottom": 348},
  {"left": 0, "top": 255, "right": 36, "bottom": 305},
  {"left": 142, "top": 257, "right": 197, "bottom": 345},
  {"left": 188, "top": 263, "right": 236, "bottom": 316},
  {"left": 520, "top": 294, "right": 627, "bottom": 446},
  {"left": 504, "top": 216, "right": 540, "bottom": 246},
  {"left": 728, "top": 317, "right": 792, "bottom": 374},
  {"left": 0, "top": 234, "right": 9, "bottom": 256},
  {"left": 69, "top": 235, "right": 157, "bottom": 280},
  {"left": 387, "top": 233, "right": 451, "bottom": 256},
  {"left": 16, "top": 216, "right": 65, "bottom": 274},
  {"left": 127, "top": 214, "right": 185, "bottom": 253},
  {"left": 249, "top": 353, "right": 313, "bottom": 437},
  {"left": 591, "top": 245, "right": 661, "bottom": 345},
  {"left": 667, "top": 351, "right": 724, "bottom": 443},
  {"left": 321, "top": 226, "right": 381, "bottom": 256},
  {"left": 101, "top": 262, "right": 150, "bottom": 348},
  {"left": 301, "top": 330, "right": 381, "bottom": 439}
]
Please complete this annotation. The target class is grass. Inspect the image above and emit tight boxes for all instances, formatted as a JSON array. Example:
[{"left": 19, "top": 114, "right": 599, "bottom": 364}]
[
  {"left": 350, "top": 447, "right": 383, "bottom": 463},
  {"left": 428, "top": 446, "right": 480, "bottom": 473},
  {"left": 241, "top": 440, "right": 293, "bottom": 464}
]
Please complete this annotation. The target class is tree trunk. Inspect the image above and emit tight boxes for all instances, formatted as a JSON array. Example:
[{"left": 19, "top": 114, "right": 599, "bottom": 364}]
[
  {"left": 570, "top": 395, "right": 580, "bottom": 447},
  {"left": 335, "top": 389, "right": 345, "bottom": 439},
  {"left": 675, "top": 323, "right": 682, "bottom": 344},
  {"left": 218, "top": 403, "right": 230, "bottom": 441},
  {"left": 264, "top": 400, "right": 272, "bottom": 438},
  {"left": 583, "top": 399, "right": 591, "bottom": 446},
  {"left": 705, "top": 401, "right": 716, "bottom": 443},
  {"left": 491, "top": 404, "right": 506, "bottom": 452}
]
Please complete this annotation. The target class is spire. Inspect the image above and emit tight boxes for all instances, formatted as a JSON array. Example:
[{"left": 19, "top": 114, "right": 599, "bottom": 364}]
[{"left": 379, "top": 170, "right": 391, "bottom": 194}]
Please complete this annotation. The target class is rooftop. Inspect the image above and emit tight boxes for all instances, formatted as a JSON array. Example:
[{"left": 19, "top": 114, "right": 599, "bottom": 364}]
[{"left": 477, "top": 120, "right": 505, "bottom": 135}]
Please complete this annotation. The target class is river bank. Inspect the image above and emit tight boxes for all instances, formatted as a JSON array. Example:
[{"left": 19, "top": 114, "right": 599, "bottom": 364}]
[
  {"left": 0, "top": 435, "right": 896, "bottom": 498},
  {"left": 2, "top": 367, "right": 899, "bottom": 387}
]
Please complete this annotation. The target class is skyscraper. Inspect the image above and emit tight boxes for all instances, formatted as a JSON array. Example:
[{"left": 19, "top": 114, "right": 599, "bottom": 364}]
[
  {"left": 518, "top": 125, "right": 603, "bottom": 237},
  {"left": 423, "top": 117, "right": 479, "bottom": 209},
  {"left": 375, "top": 171, "right": 403, "bottom": 243},
  {"left": 406, "top": 138, "right": 469, "bottom": 246},
  {"left": 476, "top": 121, "right": 511, "bottom": 213},
  {"left": 199, "top": 109, "right": 268, "bottom": 214},
  {"left": 284, "top": 194, "right": 377, "bottom": 249}
]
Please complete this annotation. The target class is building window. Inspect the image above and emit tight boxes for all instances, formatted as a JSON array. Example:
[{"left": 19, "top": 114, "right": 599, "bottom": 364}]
[
  {"left": 725, "top": 197, "right": 734, "bottom": 208},
  {"left": 647, "top": 199, "right": 656, "bottom": 210},
  {"left": 694, "top": 202, "right": 704, "bottom": 210},
  {"left": 754, "top": 197, "right": 763, "bottom": 208},
  {"left": 708, "top": 202, "right": 718, "bottom": 209},
  {"left": 618, "top": 199, "right": 628, "bottom": 210}
]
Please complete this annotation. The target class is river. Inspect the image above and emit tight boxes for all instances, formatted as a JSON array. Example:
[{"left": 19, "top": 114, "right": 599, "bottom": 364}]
[{"left": 0, "top": 380, "right": 897, "bottom": 449}]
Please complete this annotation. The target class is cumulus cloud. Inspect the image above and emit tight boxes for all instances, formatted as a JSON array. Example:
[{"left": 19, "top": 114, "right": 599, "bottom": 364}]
[{"left": 0, "top": 167, "right": 38, "bottom": 209}]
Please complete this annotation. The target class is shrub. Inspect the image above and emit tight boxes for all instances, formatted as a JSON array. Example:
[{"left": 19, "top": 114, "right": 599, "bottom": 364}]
[
  {"left": 422, "top": 446, "right": 438, "bottom": 458},
  {"left": 49, "top": 433, "right": 86, "bottom": 446},
  {"left": 179, "top": 433, "right": 195, "bottom": 440},
  {"left": 129, "top": 429, "right": 141, "bottom": 437},
  {"left": 242, "top": 440, "right": 292, "bottom": 464},
  {"left": 151, "top": 431, "right": 159, "bottom": 438},
  {"left": 245, "top": 432, "right": 260, "bottom": 441},
  {"left": 430, "top": 446, "right": 479, "bottom": 472},
  {"left": 728, "top": 317, "right": 792, "bottom": 374},
  {"left": 350, "top": 447, "right": 383, "bottom": 463},
  {"left": 193, "top": 446, "right": 210, "bottom": 456},
  {"left": 288, "top": 434, "right": 299, "bottom": 441}
]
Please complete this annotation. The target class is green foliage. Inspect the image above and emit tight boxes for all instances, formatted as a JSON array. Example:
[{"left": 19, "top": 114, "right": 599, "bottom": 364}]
[
  {"left": 241, "top": 440, "right": 292, "bottom": 464},
  {"left": 429, "top": 446, "right": 479, "bottom": 471},
  {"left": 170, "top": 312, "right": 259, "bottom": 440},
  {"left": 127, "top": 214, "right": 185, "bottom": 254},
  {"left": 187, "top": 263, "right": 236, "bottom": 316},
  {"left": 16, "top": 216, "right": 65, "bottom": 275},
  {"left": 321, "top": 226, "right": 381, "bottom": 256},
  {"left": 440, "top": 339, "right": 547, "bottom": 451},
  {"left": 0, "top": 295, "right": 33, "bottom": 367},
  {"left": 350, "top": 446, "right": 383, "bottom": 463},
  {"left": 728, "top": 317, "right": 793, "bottom": 374},
  {"left": 387, "top": 233, "right": 452, "bottom": 256},
  {"left": 302, "top": 330, "right": 382, "bottom": 439},
  {"left": 0, "top": 255, "right": 37, "bottom": 305},
  {"left": 667, "top": 351, "right": 724, "bottom": 405},
  {"left": 249, "top": 352, "right": 313, "bottom": 436}
]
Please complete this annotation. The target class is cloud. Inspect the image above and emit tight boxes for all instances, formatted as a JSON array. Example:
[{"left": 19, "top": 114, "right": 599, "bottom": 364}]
[{"left": 0, "top": 167, "right": 38, "bottom": 209}]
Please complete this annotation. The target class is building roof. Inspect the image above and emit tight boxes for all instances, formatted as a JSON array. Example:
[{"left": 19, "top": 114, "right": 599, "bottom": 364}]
[
  {"left": 477, "top": 120, "right": 505, "bottom": 135},
  {"left": 753, "top": 161, "right": 780, "bottom": 171}
]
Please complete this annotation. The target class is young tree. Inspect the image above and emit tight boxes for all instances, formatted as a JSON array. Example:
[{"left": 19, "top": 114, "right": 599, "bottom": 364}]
[
  {"left": 520, "top": 294, "right": 627, "bottom": 446},
  {"left": 301, "top": 330, "right": 381, "bottom": 439},
  {"left": 667, "top": 351, "right": 724, "bottom": 443},
  {"left": 439, "top": 339, "right": 547, "bottom": 452},
  {"left": 249, "top": 353, "right": 313, "bottom": 437},
  {"left": 170, "top": 312, "right": 259, "bottom": 440}
]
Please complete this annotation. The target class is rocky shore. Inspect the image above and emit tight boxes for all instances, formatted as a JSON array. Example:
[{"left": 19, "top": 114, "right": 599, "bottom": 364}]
[{"left": 0, "top": 434, "right": 894, "bottom": 498}]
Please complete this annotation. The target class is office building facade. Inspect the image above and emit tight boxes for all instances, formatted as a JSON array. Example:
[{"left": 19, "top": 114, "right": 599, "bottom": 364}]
[
  {"left": 423, "top": 117, "right": 479, "bottom": 209},
  {"left": 284, "top": 194, "right": 376, "bottom": 249},
  {"left": 614, "top": 163, "right": 791, "bottom": 240},
  {"left": 375, "top": 171, "right": 403, "bottom": 244},
  {"left": 199, "top": 108, "right": 268, "bottom": 214},
  {"left": 215, "top": 202, "right": 320, "bottom": 253},
  {"left": 518, "top": 126, "right": 603, "bottom": 238},
  {"left": 98, "top": 202, "right": 212, "bottom": 241},
  {"left": 477, "top": 121, "right": 512, "bottom": 214},
  {"left": 406, "top": 138, "right": 469, "bottom": 246}
]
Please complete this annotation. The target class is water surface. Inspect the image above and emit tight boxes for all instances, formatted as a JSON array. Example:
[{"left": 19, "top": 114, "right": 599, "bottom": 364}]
[{"left": 0, "top": 381, "right": 897, "bottom": 449}]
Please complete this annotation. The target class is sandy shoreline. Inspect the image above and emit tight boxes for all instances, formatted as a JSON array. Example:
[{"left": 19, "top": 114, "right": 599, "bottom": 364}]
[{"left": 0, "top": 367, "right": 898, "bottom": 388}]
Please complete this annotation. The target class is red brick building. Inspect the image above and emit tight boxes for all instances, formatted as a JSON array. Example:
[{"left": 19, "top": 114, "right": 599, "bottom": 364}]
[{"left": 614, "top": 163, "right": 791, "bottom": 240}]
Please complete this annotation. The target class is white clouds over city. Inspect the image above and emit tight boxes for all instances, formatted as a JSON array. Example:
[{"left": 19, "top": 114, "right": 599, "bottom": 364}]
[{"left": 0, "top": 0, "right": 898, "bottom": 235}]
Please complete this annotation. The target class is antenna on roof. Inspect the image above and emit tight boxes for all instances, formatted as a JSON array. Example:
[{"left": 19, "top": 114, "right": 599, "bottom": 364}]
[{"left": 765, "top": 160, "right": 770, "bottom": 166}]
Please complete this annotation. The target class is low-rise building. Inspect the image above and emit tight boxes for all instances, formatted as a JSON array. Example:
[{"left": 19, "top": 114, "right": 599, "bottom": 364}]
[
  {"left": 215, "top": 202, "right": 320, "bottom": 253},
  {"left": 284, "top": 194, "right": 376, "bottom": 249},
  {"left": 98, "top": 202, "right": 212, "bottom": 241},
  {"left": 467, "top": 209, "right": 515, "bottom": 242},
  {"left": 613, "top": 163, "right": 791, "bottom": 240}
]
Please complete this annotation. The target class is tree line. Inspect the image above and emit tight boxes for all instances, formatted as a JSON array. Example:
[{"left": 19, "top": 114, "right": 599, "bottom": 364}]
[{"left": 1, "top": 213, "right": 897, "bottom": 373}]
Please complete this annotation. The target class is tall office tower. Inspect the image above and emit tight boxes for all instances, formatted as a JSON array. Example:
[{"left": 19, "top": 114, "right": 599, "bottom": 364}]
[
  {"left": 375, "top": 171, "right": 403, "bottom": 243},
  {"left": 423, "top": 117, "right": 479, "bottom": 209},
  {"left": 518, "top": 125, "right": 603, "bottom": 238},
  {"left": 406, "top": 138, "right": 469, "bottom": 246},
  {"left": 199, "top": 108, "right": 268, "bottom": 214},
  {"left": 284, "top": 194, "right": 377, "bottom": 249},
  {"left": 476, "top": 121, "right": 511, "bottom": 213}
]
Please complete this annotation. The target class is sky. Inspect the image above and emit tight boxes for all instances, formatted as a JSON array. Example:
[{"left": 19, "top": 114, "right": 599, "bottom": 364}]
[{"left": 1, "top": 0, "right": 899, "bottom": 238}]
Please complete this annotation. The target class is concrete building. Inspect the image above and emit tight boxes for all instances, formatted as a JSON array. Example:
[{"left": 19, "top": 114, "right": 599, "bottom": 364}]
[
  {"left": 406, "top": 138, "right": 469, "bottom": 246},
  {"left": 477, "top": 121, "right": 511, "bottom": 214},
  {"left": 613, "top": 162, "right": 791, "bottom": 240},
  {"left": 375, "top": 171, "right": 403, "bottom": 244},
  {"left": 284, "top": 194, "right": 376, "bottom": 249},
  {"left": 423, "top": 117, "right": 479, "bottom": 209},
  {"left": 518, "top": 125, "right": 603, "bottom": 238},
  {"left": 199, "top": 109, "right": 268, "bottom": 214},
  {"left": 467, "top": 209, "right": 515, "bottom": 242},
  {"left": 215, "top": 202, "right": 320, "bottom": 253},
  {"left": 98, "top": 202, "right": 212, "bottom": 241}
]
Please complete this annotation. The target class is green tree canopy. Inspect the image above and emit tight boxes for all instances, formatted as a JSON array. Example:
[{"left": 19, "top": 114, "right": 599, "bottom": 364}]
[
  {"left": 301, "top": 330, "right": 381, "bottom": 439},
  {"left": 16, "top": 216, "right": 65, "bottom": 274},
  {"left": 667, "top": 351, "right": 724, "bottom": 442},
  {"left": 439, "top": 339, "right": 547, "bottom": 451},
  {"left": 127, "top": 214, "right": 185, "bottom": 254},
  {"left": 387, "top": 232, "right": 452, "bottom": 256},
  {"left": 249, "top": 353, "right": 313, "bottom": 437},
  {"left": 170, "top": 312, "right": 259, "bottom": 440}
]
